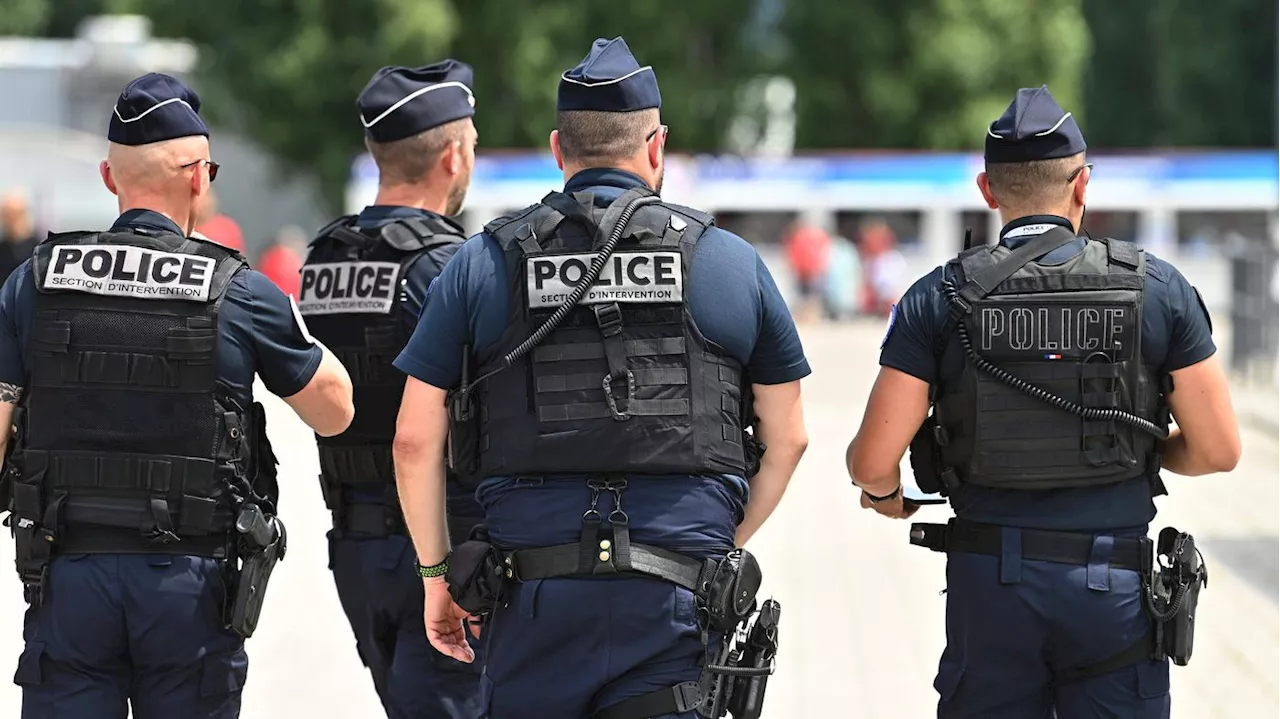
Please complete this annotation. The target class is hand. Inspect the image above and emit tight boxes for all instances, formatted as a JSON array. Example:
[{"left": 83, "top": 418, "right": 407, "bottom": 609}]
[
  {"left": 423, "top": 578, "right": 476, "bottom": 663},
  {"left": 859, "top": 487, "right": 919, "bottom": 520}
]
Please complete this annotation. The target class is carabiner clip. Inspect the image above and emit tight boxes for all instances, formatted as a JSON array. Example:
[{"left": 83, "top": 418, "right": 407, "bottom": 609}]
[{"left": 602, "top": 369, "right": 637, "bottom": 421}]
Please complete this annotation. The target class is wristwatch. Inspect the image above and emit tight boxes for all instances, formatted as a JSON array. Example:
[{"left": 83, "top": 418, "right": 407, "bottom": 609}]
[
  {"left": 864, "top": 485, "right": 902, "bottom": 504},
  {"left": 416, "top": 554, "right": 451, "bottom": 579}
]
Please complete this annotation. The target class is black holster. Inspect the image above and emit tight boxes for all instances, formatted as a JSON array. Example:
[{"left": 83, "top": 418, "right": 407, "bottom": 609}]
[
  {"left": 446, "top": 524, "right": 505, "bottom": 616},
  {"left": 1150, "top": 527, "right": 1207, "bottom": 666},
  {"left": 227, "top": 503, "right": 287, "bottom": 638}
]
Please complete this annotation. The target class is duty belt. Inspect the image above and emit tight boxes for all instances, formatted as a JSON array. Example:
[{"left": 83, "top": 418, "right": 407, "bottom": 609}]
[
  {"left": 503, "top": 542, "right": 717, "bottom": 592},
  {"left": 910, "top": 518, "right": 1145, "bottom": 572}
]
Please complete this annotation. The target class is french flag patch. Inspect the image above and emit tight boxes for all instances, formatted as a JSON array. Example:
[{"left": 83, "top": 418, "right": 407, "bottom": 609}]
[{"left": 1044, "top": 353, "right": 1063, "bottom": 360}]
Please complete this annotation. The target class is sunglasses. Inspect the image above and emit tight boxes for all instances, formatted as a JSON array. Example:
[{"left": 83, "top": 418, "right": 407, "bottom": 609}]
[
  {"left": 646, "top": 125, "right": 669, "bottom": 143},
  {"left": 1066, "top": 162, "right": 1093, "bottom": 184},
  {"left": 181, "top": 159, "right": 220, "bottom": 183}
]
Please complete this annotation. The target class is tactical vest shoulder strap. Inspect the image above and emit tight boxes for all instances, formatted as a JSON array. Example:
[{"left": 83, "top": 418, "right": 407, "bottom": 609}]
[
  {"left": 380, "top": 215, "right": 466, "bottom": 253},
  {"left": 484, "top": 203, "right": 543, "bottom": 239},
  {"left": 310, "top": 215, "right": 362, "bottom": 248},
  {"left": 660, "top": 202, "right": 716, "bottom": 230},
  {"left": 957, "top": 227, "right": 1078, "bottom": 305}
]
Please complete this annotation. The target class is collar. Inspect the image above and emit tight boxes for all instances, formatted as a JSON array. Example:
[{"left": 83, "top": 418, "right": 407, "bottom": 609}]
[
  {"left": 355, "top": 205, "right": 462, "bottom": 233},
  {"left": 999, "top": 215, "right": 1074, "bottom": 247},
  {"left": 563, "top": 168, "right": 651, "bottom": 198},
  {"left": 111, "top": 209, "right": 184, "bottom": 237}
]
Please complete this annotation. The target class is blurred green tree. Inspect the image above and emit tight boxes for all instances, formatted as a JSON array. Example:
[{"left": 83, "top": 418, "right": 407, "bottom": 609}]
[
  {"left": 1083, "top": 0, "right": 1278, "bottom": 149},
  {"left": 779, "top": 0, "right": 1091, "bottom": 151},
  {"left": 0, "top": 0, "right": 50, "bottom": 34}
]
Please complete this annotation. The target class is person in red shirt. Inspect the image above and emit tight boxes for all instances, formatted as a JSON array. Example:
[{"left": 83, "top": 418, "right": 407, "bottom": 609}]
[
  {"left": 193, "top": 188, "right": 246, "bottom": 253},
  {"left": 783, "top": 219, "right": 832, "bottom": 322},
  {"left": 257, "top": 225, "right": 306, "bottom": 298}
]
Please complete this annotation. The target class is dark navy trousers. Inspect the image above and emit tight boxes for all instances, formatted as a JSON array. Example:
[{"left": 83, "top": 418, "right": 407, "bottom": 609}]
[
  {"left": 15, "top": 553, "right": 247, "bottom": 719},
  {"left": 937, "top": 534, "right": 1171, "bottom": 718},
  {"left": 479, "top": 576, "right": 703, "bottom": 719},
  {"left": 329, "top": 532, "right": 483, "bottom": 718}
]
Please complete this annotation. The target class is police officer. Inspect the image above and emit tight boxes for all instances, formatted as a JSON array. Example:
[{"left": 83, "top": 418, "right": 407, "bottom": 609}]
[
  {"left": 846, "top": 86, "right": 1241, "bottom": 717},
  {"left": 0, "top": 73, "right": 355, "bottom": 718},
  {"left": 300, "top": 60, "right": 482, "bottom": 718},
  {"left": 391, "top": 37, "right": 811, "bottom": 719}
]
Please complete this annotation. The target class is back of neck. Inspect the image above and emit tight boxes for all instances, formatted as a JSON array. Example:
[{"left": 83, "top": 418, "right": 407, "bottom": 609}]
[{"left": 373, "top": 185, "right": 446, "bottom": 215}]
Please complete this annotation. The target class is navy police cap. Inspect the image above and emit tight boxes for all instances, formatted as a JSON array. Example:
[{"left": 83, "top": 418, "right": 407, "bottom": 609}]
[
  {"left": 359, "top": 60, "right": 476, "bottom": 143},
  {"left": 558, "top": 37, "right": 661, "bottom": 113},
  {"left": 108, "top": 73, "right": 209, "bottom": 146},
  {"left": 985, "top": 85, "right": 1086, "bottom": 163}
]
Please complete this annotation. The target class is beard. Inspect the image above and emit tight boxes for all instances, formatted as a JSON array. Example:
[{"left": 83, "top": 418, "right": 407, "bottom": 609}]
[{"left": 445, "top": 165, "right": 472, "bottom": 217}]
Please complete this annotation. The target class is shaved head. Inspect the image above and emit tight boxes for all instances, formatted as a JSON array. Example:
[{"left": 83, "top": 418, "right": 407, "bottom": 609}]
[
  {"left": 106, "top": 135, "right": 209, "bottom": 194},
  {"left": 102, "top": 134, "right": 212, "bottom": 235}
]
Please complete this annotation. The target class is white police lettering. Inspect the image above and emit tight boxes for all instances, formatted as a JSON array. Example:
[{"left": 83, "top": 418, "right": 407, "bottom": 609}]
[
  {"left": 981, "top": 304, "right": 1129, "bottom": 354},
  {"left": 297, "top": 261, "right": 400, "bottom": 315},
  {"left": 525, "top": 251, "right": 683, "bottom": 309},
  {"left": 1002, "top": 223, "right": 1059, "bottom": 239},
  {"left": 43, "top": 244, "right": 214, "bottom": 302}
]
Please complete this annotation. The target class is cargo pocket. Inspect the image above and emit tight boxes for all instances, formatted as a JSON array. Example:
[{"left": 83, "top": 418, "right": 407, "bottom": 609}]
[
  {"left": 479, "top": 673, "right": 494, "bottom": 718},
  {"left": 13, "top": 641, "right": 45, "bottom": 687},
  {"left": 199, "top": 648, "right": 249, "bottom": 697},
  {"left": 933, "top": 656, "right": 965, "bottom": 705},
  {"left": 1136, "top": 660, "right": 1169, "bottom": 699}
]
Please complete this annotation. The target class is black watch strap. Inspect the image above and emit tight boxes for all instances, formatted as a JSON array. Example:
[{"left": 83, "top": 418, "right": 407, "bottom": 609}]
[{"left": 865, "top": 485, "right": 902, "bottom": 503}]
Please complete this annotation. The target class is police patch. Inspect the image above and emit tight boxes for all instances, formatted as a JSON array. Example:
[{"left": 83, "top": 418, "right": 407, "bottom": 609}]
[
  {"left": 297, "top": 261, "right": 400, "bottom": 315},
  {"left": 881, "top": 303, "right": 898, "bottom": 348},
  {"left": 525, "top": 251, "right": 683, "bottom": 310},
  {"left": 43, "top": 244, "right": 214, "bottom": 302}
]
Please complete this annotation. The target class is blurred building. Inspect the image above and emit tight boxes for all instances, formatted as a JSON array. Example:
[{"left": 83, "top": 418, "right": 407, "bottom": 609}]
[{"left": 0, "top": 15, "right": 328, "bottom": 255}]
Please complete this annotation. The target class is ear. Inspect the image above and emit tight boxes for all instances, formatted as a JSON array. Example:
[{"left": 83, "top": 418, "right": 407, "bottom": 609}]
[
  {"left": 549, "top": 130, "right": 564, "bottom": 171},
  {"left": 1072, "top": 167, "right": 1090, "bottom": 207},
  {"left": 443, "top": 140, "right": 463, "bottom": 177},
  {"left": 976, "top": 172, "right": 998, "bottom": 210},
  {"left": 647, "top": 128, "right": 663, "bottom": 171},
  {"left": 100, "top": 161, "right": 118, "bottom": 197}
]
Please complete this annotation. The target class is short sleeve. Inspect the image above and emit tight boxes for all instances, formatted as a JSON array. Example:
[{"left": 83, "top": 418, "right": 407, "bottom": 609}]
[
  {"left": 243, "top": 270, "right": 323, "bottom": 397},
  {"left": 1161, "top": 264, "right": 1217, "bottom": 372},
  {"left": 394, "top": 237, "right": 479, "bottom": 389},
  {"left": 878, "top": 267, "right": 944, "bottom": 384},
  {"left": 400, "top": 242, "right": 462, "bottom": 326},
  {"left": 0, "top": 262, "right": 31, "bottom": 385},
  {"left": 746, "top": 253, "right": 811, "bottom": 384}
]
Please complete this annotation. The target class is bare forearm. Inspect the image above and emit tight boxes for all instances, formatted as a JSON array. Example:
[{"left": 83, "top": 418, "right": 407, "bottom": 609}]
[
  {"left": 736, "top": 440, "right": 805, "bottom": 546},
  {"left": 1159, "top": 428, "right": 1224, "bottom": 477},
  {"left": 846, "top": 439, "right": 902, "bottom": 496},
  {"left": 393, "top": 447, "right": 450, "bottom": 565}
]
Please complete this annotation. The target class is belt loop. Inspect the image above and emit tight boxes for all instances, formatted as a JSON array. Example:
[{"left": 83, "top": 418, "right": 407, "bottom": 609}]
[
  {"left": 1087, "top": 535, "right": 1114, "bottom": 592},
  {"left": 999, "top": 527, "right": 1022, "bottom": 585}
]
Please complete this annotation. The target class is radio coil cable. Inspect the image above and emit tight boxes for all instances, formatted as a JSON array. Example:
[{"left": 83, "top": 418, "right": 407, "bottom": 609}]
[
  {"left": 460, "top": 194, "right": 661, "bottom": 396},
  {"left": 940, "top": 279, "right": 1170, "bottom": 440}
]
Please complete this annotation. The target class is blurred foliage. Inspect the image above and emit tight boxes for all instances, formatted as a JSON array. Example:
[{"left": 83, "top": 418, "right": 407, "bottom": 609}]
[
  {"left": 780, "top": 0, "right": 1090, "bottom": 151},
  {"left": 0, "top": 0, "right": 50, "bottom": 34},
  {"left": 20, "top": 0, "right": 1278, "bottom": 212},
  {"left": 1083, "top": 0, "right": 1278, "bottom": 149}
]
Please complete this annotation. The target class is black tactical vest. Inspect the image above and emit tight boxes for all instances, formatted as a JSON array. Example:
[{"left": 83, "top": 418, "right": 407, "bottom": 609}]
[
  {"left": 300, "top": 214, "right": 463, "bottom": 529},
  {"left": 16, "top": 228, "right": 256, "bottom": 556},
  {"left": 474, "top": 189, "right": 751, "bottom": 479},
  {"left": 933, "top": 230, "right": 1168, "bottom": 490}
]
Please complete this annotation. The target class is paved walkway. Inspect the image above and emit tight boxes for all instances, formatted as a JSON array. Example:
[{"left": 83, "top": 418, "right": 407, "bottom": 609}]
[{"left": 0, "top": 320, "right": 1275, "bottom": 718}]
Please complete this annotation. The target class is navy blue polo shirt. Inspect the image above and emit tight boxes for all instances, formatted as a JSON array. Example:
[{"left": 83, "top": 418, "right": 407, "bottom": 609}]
[
  {"left": 0, "top": 209, "right": 322, "bottom": 411},
  {"left": 881, "top": 215, "right": 1216, "bottom": 532},
  {"left": 394, "top": 169, "right": 810, "bottom": 557},
  {"left": 346, "top": 205, "right": 477, "bottom": 518}
]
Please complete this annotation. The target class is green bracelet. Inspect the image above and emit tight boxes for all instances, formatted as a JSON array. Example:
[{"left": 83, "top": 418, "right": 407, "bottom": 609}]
[{"left": 416, "top": 555, "right": 450, "bottom": 578}]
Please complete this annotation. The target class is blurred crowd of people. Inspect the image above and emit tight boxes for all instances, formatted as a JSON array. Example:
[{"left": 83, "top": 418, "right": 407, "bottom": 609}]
[
  {"left": 783, "top": 217, "right": 907, "bottom": 323},
  {"left": 0, "top": 186, "right": 308, "bottom": 300}
]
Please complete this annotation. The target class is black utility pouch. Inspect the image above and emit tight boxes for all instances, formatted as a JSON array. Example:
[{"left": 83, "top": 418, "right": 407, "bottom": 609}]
[
  {"left": 1155, "top": 527, "right": 1207, "bottom": 666},
  {"left": 446, "top": 525, "right": 505, "bottom": 616},
  {"left": 704, "top": 548, "right": 762, "bottom": 633},
  {"left": 908, "top": 415, "right": 943, "bottom": 495},
  {"left": 446, "top": 389, "right": 480, "bottom": 477}
]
